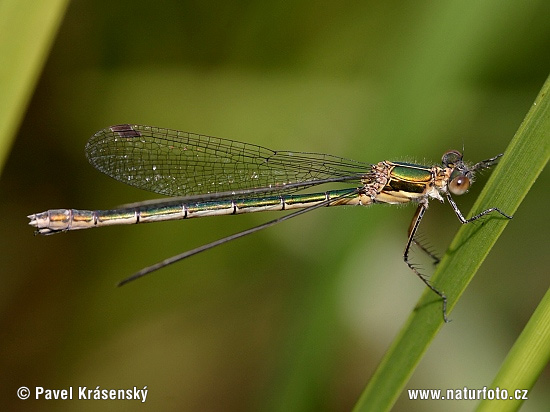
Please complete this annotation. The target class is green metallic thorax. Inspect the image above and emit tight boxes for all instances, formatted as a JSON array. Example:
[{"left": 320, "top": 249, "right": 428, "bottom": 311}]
[{"left": 387, "top": 162, "right": 434, "bottom": 195}]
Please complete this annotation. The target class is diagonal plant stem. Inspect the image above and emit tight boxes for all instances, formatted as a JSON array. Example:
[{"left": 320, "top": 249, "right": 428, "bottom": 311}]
[
  {"left": 476, "top": 286, "right": 550, "bottom": 411},
  {"left": 353, "top": 74, "right": 550, "bottom": 412}
]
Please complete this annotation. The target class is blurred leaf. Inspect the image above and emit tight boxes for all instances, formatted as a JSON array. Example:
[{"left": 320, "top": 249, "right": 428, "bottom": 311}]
[{"left": 0, "top": 0, "right": 69, "bottom": 175}]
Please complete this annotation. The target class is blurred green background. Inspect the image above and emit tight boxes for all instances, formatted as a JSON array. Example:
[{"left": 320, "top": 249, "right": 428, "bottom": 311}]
[{"left": 1, "top": 1, "right": 548, "bottom": 411}]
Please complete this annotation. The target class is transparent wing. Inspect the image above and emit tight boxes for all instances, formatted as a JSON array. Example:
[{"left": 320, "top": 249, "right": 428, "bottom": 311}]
[{"left": 85, "top": 124, "right": 369, "bottom": 197}]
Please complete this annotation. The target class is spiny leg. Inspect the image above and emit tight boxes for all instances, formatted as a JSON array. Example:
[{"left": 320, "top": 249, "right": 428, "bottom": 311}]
[
  {"left": 407, "top": 204, "right": 440, "bottom": 265},
  {"left": 412, "top": 236, "right": 440, "bottom": 265},
  {"left": 405, "top": 203, "right": 449, "bottom": 322},
  {"left": 446, "top": 193, "right": 513, "bottom": 224}
]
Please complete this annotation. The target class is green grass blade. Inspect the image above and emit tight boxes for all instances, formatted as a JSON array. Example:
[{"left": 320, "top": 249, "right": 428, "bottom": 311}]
[
  {"left": 476, "top": 286, "right": 550, "bottom": 411},
  {"left": 0, "top": 0, "right": 69, "bottom": 175},
  {"left": 353, "top": 74, "right": 550, "bottom": 411}
]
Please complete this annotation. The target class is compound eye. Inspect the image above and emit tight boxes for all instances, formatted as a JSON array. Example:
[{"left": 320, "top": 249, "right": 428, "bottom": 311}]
[
  {"left": 442, "top": 150, "right": 463, "bottom": 167},
  {"left": 449, "top": 174, "right": 470, "bottom": 195}
]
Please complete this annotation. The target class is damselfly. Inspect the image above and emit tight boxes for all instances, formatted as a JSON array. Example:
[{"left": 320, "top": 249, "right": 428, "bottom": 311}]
[{"left": 28, "top": 124, "right": 512, "bottom": 321}]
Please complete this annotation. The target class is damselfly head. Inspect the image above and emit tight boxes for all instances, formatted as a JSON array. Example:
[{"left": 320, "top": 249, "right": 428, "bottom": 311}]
[
  {"left": 441, "top": 150, "right": 471, "bottom": 196},
  {"left": 443, "top": 151, "right": 504, "bottom": 196}
]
